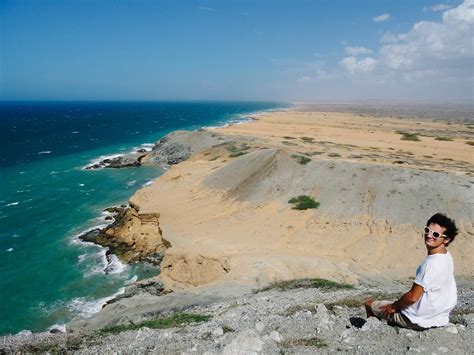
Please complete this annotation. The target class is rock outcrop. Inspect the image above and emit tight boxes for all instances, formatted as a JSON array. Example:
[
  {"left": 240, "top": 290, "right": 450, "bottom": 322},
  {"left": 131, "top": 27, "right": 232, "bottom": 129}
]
[
  {"left": 86, "top": 130, "right": 234, "bottom": 169},
  {"left": 85, "top": 153, "right": 146, "bottom": 170},
  {"left": 79, "top": 205, "right": 170, "bottom": 265}
]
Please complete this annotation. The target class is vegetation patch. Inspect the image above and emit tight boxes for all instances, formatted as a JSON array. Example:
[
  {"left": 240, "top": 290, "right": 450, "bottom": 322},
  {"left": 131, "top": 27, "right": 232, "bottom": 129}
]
[
  {"left": 288, "top": 195, "right": 320, "bottom": 210},
  {"left": 466, "top": 141, "right": 474, "bottom": 146},
  {"left": 396, "top": 131, "right": 420, "bottom": 141},
  {"left": 208, "top": 156, "right": 220, "bottom": 161},
  {"left": 226, "top": 143, "right": 251, "bottom": 158},
  {"left": 222, "top": 325, "right": 235, "bottom": 333},
  {"left": 325, "top": 297, "right": 364, "bottom": 311},
  {"left": 291, "top": 154, "right": 311, "bottom": 165},
  {"left": 283, "top": 136, "right": 296, "bottom": 140},
  {"left": 300, "top": 136, "right": 315, "bottom": 143},
  {"left": 229, "top": 151, "right": 247, "bottom": 158},
  {"left": 101, "top": 312, "right": 211, "bottom": 334},
  {"left": 282, "top": 140, "right": 298, "bottom": 146},
  {"left": 327, "top": 153, "right": 341, "bottom": 157},
  {"left": 282, "top": 337, "right": 327, "bottom": 348},
  {"left": 435, "top": 136, "right": 453, "bottom": 141},
  {"left": 255, "top": 278, "right": 353, "bottom": 293}
]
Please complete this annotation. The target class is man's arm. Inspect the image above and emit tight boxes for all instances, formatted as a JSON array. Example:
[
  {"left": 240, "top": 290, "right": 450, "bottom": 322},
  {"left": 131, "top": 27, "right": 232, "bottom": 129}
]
[{"left": 380, "top": 283, "right": 424, "bottom": 315}]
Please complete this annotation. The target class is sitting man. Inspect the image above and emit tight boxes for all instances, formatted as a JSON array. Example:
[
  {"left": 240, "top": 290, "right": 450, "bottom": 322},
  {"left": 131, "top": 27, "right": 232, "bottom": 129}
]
[{"left": 365, "top": 213, "right": 458, "bottom": 330}]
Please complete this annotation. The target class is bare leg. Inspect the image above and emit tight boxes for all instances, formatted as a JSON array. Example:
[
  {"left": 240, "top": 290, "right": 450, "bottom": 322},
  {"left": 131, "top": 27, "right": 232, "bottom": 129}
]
[{"left": 365, "top": 299, "right": 375, "bottom": 318}]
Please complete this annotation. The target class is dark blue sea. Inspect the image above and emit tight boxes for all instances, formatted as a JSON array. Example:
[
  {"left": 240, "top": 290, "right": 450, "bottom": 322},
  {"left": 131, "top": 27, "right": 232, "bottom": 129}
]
[{"left": 0, "top": 101, "right": 284, "bottom": 335}]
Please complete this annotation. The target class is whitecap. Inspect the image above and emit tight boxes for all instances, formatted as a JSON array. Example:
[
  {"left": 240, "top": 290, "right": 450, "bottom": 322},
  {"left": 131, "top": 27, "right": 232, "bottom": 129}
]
[
  {"left": 78, "top": 183, "right": 85, "bottom": 187},
  {"left": 142, "top": 180, "right": 154, "bottom": 187},
  {"left": 83, "top": 153, "right": 124, "bottom": 170},
  {"left": 71, "top": 131, "right": 79, "bottom": 134},
  {"left": 69, "top": 223, "right": 110, "bottom": 245},
  {"left": 38, "top": 151, "right": 52, "bottom": 155},
  {"left": 104, "top": 254, "right": 127, "bottom": 274},
  {"left": 5, "top": 202, "right": 19, "bottom": 207},
  {"left": 140, "top": 143, "right": 155, "bottom": 152},
  {"left": 127, "top": 180, "right": 136, "bottom": 187},
  {"left": 82, "top": 248, "right": 108, "bottom": 277},
  {"left": 6, "top": 248, "right": 14, "bottom": 252},
  {"left": 66, "top": 287, "right": 125, "bottom": 318},
  {"left": 124, "top": 275, "right": 138, "bottom": 285}
]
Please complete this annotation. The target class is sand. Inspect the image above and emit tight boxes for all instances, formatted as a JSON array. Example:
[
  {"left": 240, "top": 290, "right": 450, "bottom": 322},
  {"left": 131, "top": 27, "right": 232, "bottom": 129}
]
[{"left": 127, "top": 108, "right": 473, "bottom": 291}]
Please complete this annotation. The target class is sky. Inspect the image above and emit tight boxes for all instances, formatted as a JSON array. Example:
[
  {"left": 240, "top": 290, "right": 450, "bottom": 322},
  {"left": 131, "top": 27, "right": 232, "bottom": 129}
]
[{"left": 1, "top": 0, "right": 473, "bottom": 102}]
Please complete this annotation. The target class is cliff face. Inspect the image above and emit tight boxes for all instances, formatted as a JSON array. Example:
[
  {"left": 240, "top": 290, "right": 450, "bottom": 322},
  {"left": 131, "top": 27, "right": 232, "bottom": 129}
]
[
  {"left": 79, "top": 205, "right": 170, "bottom": 265},
  {"left": 104, "top": 205, "right": 170, "bottom": 264}
]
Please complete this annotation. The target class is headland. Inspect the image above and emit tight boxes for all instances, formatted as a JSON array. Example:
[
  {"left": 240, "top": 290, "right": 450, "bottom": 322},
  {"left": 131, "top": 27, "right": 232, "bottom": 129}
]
[{"left": 3, "top": 104, "right": 473, "bottom": 352}]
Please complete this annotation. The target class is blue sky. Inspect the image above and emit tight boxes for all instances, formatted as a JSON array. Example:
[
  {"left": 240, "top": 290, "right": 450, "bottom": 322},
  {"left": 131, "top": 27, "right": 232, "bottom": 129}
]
[{"left": 1, "top": 0, "right": 472, "bottom": 101}]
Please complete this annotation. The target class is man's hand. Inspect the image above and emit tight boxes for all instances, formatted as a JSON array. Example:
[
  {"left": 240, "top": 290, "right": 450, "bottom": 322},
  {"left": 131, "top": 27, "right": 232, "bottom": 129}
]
[{"left": 379, "top": 303, "right": 397, "bottom": 317}]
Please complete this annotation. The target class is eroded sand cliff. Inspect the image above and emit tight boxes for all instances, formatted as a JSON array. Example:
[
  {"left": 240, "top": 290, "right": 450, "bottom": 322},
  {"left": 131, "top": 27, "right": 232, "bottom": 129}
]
[{"left": 103, "top": 109, "right": 473, "bottom": 291}]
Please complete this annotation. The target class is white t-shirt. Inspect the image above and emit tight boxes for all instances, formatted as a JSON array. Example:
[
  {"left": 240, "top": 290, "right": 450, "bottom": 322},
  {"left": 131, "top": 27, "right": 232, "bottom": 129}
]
[{"left": 402, "top": 251, "right": 457, "bottom": 328}]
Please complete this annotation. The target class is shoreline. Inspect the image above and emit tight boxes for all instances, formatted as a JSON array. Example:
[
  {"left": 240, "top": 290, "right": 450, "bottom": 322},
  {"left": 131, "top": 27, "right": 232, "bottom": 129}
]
[
  {"left": 5, "top": 104, "right": 473, "bottom": 337},
  {"left": 42, "top": 106, "right": 286, "bottom": 332},
  {"left": 80, "top": 106, "right": 472, "bottom": 295},
  {"left": 3, "top": 109, "right": 474, "bottom": 350}
]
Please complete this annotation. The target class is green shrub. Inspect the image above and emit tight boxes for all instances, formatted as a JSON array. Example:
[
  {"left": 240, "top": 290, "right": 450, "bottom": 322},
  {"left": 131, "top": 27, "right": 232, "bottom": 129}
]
[
  {"left": 101, "top": 312, "right": 211, "bottom": 334},
  {"left": 397, "top": 131, "right": 420, "bottom": 141},
  {"left": 229, "top": 151, "right": 247, "bottom": 158},
  {"left": 288, "top": 195, "right": 319, "bottom": 210},
  {"left": 255, "top": 278, "right": 353, "bottom": 293},
  {"left": 435, "top": 136, "right": 453, "bottom": 141},
  {"left": 291, "top": 154, "right": 311, "bottom": 165}
]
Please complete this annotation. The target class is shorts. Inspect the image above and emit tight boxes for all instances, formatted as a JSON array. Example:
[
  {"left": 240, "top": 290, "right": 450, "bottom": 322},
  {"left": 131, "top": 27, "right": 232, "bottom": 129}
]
[{"left": 371, "top": 300, "right": 427, "bottom": 331}]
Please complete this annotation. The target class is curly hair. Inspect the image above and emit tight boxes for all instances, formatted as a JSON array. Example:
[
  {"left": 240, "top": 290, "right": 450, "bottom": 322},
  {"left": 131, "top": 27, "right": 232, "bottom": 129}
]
[{"left": 426, "top": 213, "right": 458, "bottom": 246}]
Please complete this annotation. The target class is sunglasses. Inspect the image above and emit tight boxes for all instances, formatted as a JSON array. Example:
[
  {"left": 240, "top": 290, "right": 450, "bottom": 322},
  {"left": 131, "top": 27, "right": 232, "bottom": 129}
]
[{"left": 423, "top": 227, "right": 447, "bottom": 239}]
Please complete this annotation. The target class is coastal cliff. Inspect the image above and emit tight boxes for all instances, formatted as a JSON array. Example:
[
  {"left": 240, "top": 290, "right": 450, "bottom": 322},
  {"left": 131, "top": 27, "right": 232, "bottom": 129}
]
[
  {"left": 79, "top": 205, "right": 170, "bottom": 265},
  {"left": 81, "top": 109, "right": 473, "bottom": 294},
  {"left": 2, "top": 108, "right": 473, "bottom": 353}
]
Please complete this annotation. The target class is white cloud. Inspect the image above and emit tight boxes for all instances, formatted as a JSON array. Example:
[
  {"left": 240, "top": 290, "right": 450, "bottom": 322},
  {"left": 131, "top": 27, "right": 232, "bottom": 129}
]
[
  {"left": 380, "top": 31, "right": 398, "bottom": 43},
  {"left": 373, "top": 13, "right": 390, "bottom": 23},
  {"left": 297, "top": 76, "right": 312, "bottom": 83},
  {"left": 341, "top": 0, "right": 474, "bottom": 86},
  {"left": 340, "top": 56, "right": 377, "bottom": 75},
  {"left": 198, "top": 6, "right": 216, "bottom": 12},
  {"left": 423, "top": 4, "right": 453, "bottom": 12},
  {"left": 345, "top": 46, "right": 373, "bottom": 56}
]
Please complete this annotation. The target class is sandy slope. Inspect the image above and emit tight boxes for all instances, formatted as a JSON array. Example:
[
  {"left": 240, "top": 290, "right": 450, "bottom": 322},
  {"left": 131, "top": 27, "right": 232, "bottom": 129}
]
[{"left": 126, "top": 109, "right": 473, "bottom": 291}]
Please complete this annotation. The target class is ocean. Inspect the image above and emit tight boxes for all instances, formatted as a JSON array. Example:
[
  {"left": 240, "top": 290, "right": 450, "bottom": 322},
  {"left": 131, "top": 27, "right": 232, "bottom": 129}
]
[{"left": 0, "top": 101, "right": 284, "bottom": 335}]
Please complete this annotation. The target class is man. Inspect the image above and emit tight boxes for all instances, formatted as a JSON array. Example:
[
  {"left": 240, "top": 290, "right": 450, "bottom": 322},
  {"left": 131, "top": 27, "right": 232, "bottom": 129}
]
[{"left": 365, "top": 213, "right": 458, "bottom": 330}]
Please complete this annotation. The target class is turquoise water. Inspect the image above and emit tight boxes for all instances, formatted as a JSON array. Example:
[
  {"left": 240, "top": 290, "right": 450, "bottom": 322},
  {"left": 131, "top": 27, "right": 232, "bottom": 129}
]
[{"left": 0, "top": 101, "right": 283, "bottom": 335}]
